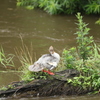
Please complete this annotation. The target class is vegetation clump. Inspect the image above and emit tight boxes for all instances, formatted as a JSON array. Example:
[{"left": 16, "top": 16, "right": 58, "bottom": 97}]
[
  {"left": 17, "top": 0, "right": 100, "bottom": 15},
  {"left": 60, "top": 13, "right": 100, "bottom": 94}
]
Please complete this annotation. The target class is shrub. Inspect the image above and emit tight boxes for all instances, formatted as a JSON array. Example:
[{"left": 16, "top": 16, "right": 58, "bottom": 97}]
[
  {"left": 85, "top": 0, "right": 100, "bottom": 14},
  {"left": 17, "top": 0, "right": 100, "bottom": 15},
  {"left": 61, "top": 13, "right": 100, "bottom": 92}
]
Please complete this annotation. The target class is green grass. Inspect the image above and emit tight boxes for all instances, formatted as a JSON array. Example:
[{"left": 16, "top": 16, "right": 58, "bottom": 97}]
[{"left": 0, "top": 46, "right": 15, "bottom": 68}]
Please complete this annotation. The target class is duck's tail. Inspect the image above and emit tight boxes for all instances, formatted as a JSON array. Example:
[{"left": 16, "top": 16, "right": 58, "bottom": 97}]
[{"left": 28, "top": 63, "right": 44, "bottom": 72}]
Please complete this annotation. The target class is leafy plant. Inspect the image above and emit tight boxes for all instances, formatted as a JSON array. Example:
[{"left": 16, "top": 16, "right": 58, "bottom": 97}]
[
  {"left": 85, "top": 0, "right": 100, "bottom": 14},
  {"left": 0, "top": 86, "right": 8, "bottom": 91},
  {"left": 16, "top": 0, "right": 100, "bottom": 15},
  {"left": 95, "top": 18, "right": 100, "bottom": 25},
  {"left": 17, "top": 0, "right": 38, "bottom": 10},
  {"left": 44, "top": 0, "right": 62, "bottom": 14},
  {"left": 75, "top": 13, "right": 94, "bottom": 60},
  {"left": 62, "top": 47, "right": 78, "bottom": 69},
  {"left": 61, "top": 13, "right": 100, "bottom": 93}
]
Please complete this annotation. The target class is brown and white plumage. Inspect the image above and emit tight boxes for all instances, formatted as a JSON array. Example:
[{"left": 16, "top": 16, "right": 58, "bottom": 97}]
[{"left": 28, "top": 46, "right": 60, "bottom": 75}]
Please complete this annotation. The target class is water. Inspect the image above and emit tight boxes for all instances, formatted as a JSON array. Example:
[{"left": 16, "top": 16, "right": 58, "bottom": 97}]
[
  {"left": 0, "top": 0, "right": 100, "bottom": 99},
  {"left": 0, "top": 95, "right": 100, "bottom": 100}
]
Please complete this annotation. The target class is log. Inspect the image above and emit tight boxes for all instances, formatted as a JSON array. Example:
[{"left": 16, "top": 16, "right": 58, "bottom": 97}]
[{"left": 0, "top": 69, "right": 96, "bottom": 98}]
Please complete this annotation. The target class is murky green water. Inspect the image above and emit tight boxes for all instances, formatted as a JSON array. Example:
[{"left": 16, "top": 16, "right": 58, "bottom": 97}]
[
  {"left": 0, "top": 95, "right": 100, "bottom": 100},
  {"left": 0, "top": 0, "right": 100, "bottom": 99}
]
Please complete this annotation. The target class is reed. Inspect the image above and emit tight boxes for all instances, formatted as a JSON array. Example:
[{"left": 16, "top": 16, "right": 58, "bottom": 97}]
[
  {"left": 15, "top": 36, "right": 49, "bottom": 82},
  {"left": 0, "top": 47, "right": 15, "bottom": 68}
]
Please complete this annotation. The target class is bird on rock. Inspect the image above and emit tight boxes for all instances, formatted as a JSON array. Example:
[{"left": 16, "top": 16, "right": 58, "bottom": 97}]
[{"left": 28, "top": 46, "right": 60, "bottom": 75}]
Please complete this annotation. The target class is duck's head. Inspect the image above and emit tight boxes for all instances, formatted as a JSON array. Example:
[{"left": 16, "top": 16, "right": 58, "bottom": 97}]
[{"left": 49, "top": 46, "right": 54, "bottom": 54}]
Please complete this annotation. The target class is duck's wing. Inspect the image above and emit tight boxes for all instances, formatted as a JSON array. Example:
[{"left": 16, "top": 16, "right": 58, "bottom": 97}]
[
  {"left": 28, "top": 54, "right": 50, "bottom": 72},
  {"left": 37, "top": 54, "right": 51, "bottom": 63},
  {"left": 43, "top": 56, "right": 59, "bottom": 70},
  {"left": 28, "top": 63, "right": 44, "bottom": 72}
]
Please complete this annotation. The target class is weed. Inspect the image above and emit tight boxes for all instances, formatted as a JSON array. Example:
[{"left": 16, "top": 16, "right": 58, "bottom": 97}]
[{"left": 0, "top": 47, "right": 15, "bottom": 68}]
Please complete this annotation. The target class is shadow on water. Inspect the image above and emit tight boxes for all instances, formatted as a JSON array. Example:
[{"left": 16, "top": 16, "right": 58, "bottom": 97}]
[{"left": 0, "top": 0, "right": 100, "bottom": 99}]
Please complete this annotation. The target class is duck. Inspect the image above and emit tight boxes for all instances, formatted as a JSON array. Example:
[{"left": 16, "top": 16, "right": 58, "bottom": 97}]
[{"left": 28, "top": 46, "right": 60, "bottom": 75}]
